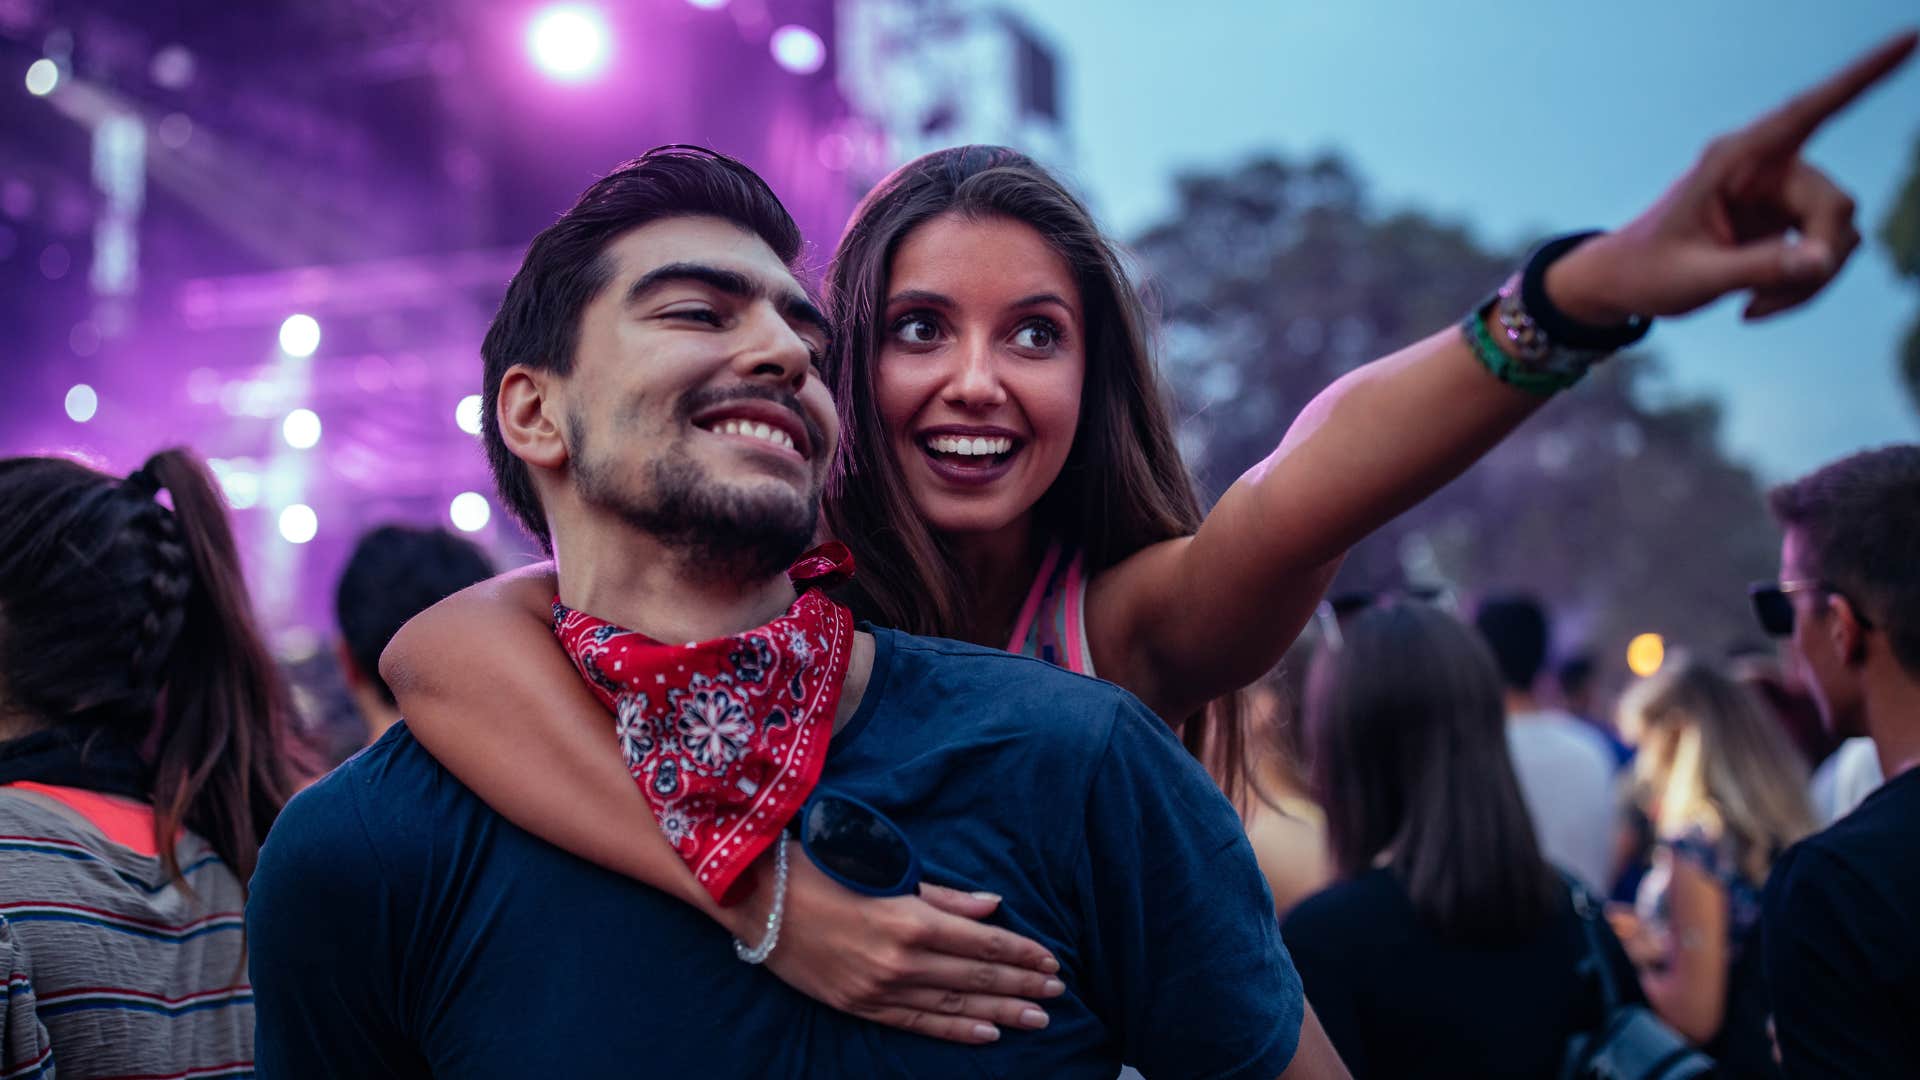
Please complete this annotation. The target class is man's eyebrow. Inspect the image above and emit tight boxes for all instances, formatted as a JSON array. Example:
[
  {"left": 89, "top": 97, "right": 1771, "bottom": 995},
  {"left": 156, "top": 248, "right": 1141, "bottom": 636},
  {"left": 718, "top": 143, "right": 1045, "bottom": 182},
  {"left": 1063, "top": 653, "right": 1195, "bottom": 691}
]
[{"left": 625, "top": 261, "right": 829, "bottom": 340}]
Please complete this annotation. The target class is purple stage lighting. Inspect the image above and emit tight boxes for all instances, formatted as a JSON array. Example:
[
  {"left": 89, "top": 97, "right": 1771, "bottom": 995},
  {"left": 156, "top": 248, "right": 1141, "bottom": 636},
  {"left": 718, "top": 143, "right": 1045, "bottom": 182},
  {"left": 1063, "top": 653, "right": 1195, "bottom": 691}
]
[
  {"left": 279, "top": 505, "right": 319, "bottom": 545},
  {"left": 528, "top": 5, "right": 611, "bottom": 82},
  {"left": 449, "top": 492, "right": 492, "bottom": 533},
  {"left": 770, "top": 26, "right": 826, "bottom": 75},
  {"left": 456, "top": 394, "right": 484, "bottom": 435},
  {"left": 283, "top": 408, "right": 322, "bottom": 449},
  {"left": 686, "top": 0, "right": 729, "bottom": 9}
]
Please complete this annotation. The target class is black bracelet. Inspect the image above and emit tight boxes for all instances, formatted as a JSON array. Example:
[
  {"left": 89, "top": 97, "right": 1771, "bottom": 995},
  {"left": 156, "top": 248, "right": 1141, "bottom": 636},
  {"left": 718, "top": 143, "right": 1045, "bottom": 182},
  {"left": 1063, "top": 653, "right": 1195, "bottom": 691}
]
[{"left": 1519, "top": 231, "right": 1652, "bottom": 352}]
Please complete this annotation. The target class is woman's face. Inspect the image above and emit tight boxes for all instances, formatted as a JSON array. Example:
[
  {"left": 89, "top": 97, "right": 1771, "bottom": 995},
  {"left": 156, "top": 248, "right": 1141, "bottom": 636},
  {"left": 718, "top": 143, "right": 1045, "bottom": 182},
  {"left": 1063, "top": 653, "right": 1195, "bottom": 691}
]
[{"left": 874, "top": 212, "right": 1086, "bottom": 541}]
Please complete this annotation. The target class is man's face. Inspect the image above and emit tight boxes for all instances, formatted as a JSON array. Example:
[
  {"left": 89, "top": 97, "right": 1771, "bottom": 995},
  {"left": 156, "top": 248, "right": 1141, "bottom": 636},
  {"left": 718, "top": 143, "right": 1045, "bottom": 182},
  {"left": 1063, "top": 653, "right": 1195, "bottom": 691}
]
[
  {"left": 1781, "top": 528, "right": 1865, "bottom": 737},
  {"left": 557, "top": 215, "right": 837, "bottom": 576}
]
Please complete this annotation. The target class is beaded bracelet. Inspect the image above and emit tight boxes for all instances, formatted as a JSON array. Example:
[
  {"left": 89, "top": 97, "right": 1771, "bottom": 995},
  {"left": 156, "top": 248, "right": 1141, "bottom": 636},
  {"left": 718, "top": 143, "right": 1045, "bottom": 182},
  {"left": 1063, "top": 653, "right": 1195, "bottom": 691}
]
[
  {"left": 732, "top": 831, "right": 791, "bottom": 965},
  {"left": 1460, "top": 306, "right": 1578, "bottom": 398}
]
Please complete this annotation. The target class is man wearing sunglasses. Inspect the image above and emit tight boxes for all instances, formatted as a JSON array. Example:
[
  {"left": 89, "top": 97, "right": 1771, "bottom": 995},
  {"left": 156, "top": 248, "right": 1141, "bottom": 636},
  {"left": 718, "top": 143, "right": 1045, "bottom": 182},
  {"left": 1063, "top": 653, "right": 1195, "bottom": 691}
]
[
  {"left": 1754, "top": 445, "right": 1920, "bottom": 1078},
  {"left": 246, "top": 148, "right": 1344, "bottom": 1079}
]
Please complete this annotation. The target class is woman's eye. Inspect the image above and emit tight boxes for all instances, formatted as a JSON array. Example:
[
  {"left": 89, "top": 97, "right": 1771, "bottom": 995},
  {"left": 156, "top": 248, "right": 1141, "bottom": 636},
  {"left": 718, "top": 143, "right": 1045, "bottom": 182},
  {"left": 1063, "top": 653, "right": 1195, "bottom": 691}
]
[
  {"left": 890, "top": 315, "right": 941, "bottom": 345},
  {"left": 1013, "top": 321, "right": 1058, "bottom": 350}
]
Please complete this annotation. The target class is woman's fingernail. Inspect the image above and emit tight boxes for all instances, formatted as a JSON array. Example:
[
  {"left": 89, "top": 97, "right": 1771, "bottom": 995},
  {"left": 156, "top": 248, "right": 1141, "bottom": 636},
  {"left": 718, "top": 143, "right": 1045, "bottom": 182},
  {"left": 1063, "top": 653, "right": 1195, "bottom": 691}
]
[
  {"left": 969, "top": 891, "right": 1001, "bottom": 902},
  {"left": 1020, "top": 1008, "right": 1050, "bottom": 1029},
  {"left": 1043, "top": 978, "right": 1065, "bottom": 996},
  {"left": 1040, "top": 956, "right": 1060, "bottom": 974},
  {"left": 973, "top": 1024, "right": 1000, "bottom": 1042}
]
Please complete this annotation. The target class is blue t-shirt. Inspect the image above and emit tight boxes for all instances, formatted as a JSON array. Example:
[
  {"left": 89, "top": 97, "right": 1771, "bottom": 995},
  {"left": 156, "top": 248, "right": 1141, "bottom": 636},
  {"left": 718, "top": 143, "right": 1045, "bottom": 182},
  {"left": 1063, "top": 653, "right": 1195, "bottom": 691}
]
[{"left": 247, "top": 627, "right": 1303, "bottom": 1079}]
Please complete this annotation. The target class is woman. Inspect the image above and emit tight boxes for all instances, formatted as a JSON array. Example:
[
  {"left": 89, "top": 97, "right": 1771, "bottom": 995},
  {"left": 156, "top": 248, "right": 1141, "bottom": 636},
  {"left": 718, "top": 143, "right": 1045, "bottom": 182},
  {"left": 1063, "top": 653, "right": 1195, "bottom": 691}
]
[
  {"left": 0, "top": 449, "right": 309, "bottom": 1077},
  {"left": 1279, "top": 601, "right": 1641, "bottom": 1077},
  {"left": 383, "top": 38, "right": 1911, "bottom": 1041},
  {"left": 1611, "top": 659, "right": 1814, "bottom": 1076},
  {"left": 1244, "top": 665, "right": 1333, "bottom": 916}
]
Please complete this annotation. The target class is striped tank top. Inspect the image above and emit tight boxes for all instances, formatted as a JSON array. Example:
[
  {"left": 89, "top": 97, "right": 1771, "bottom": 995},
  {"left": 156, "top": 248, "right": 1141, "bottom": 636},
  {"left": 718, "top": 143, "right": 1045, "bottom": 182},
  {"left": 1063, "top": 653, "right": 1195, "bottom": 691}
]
[
  {"left": 0, "top": 783, "right": 253, "bottom": 1079},
  {"left": 1005, "top": 541, "right": 1097, "bottom": 676}
]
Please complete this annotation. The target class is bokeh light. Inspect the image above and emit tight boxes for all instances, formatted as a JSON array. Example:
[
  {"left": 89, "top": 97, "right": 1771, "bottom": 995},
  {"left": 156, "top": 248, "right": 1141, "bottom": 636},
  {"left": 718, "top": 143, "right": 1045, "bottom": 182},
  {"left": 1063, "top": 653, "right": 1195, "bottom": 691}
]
[
  {"left": 456, "top": 393, "right": 484, "bottom": 435},
  {"left": 685, "top": 0, "right": 729, "bottom": 8},
  {"left": 1626, "top": 632, "right": 1666, "bottom": 678},
  {"left": 278, "top": 504, "right": 318, "bottom": 544},
  {"left": 770, "top": 26, "right": 826, "bottom": 75},
  {"left": 450, "top": 491, "right": 492, "bottom": 532},
  {"left": 24, "top": 59, "right": 58, "bottom": 97},
  {"left": 283, "top": 408, "right": 322, "bottom": 449},
  {"left": 64, "top": 383, "right": 97, "bottom": 423},
  {"left": 528, "top": 5, "right": 611, "bottom": 82},
  {"left": 278, "top": 313, "right": 321, "bottom": 357}
]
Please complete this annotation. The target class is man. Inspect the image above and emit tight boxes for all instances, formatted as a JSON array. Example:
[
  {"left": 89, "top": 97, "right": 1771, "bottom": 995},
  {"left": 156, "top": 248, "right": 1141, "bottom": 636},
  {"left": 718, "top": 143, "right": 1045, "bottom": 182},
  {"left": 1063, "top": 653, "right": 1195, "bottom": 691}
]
[
  {"left": 333, "top": 524, "right": 494, "bottom": 749},
  {"left": 246, "top": 147, "right": 1342, "bottom": 1079},
  {"left": 1759, "top": 445, "right": 1920, "bottom": 1077},
  {"left": 1475, "top": 594, "right": 1617, "bottom": 893}
]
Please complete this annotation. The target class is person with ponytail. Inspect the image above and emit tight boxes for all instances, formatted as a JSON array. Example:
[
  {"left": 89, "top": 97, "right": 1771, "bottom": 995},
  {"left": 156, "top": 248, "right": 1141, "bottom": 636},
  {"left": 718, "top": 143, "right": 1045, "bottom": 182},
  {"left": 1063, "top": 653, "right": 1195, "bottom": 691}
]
[{"left": 0, "top": 448, "right": 309, "bottom": 1078}]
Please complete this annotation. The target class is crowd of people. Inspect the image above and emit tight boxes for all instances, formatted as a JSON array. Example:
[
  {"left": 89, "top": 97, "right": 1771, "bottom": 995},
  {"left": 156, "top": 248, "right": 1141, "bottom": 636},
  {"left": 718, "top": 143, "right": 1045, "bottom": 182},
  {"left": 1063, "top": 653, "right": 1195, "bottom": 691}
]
[{"left": 0, "top": 31, "right": 1915, "bottom": 1080}]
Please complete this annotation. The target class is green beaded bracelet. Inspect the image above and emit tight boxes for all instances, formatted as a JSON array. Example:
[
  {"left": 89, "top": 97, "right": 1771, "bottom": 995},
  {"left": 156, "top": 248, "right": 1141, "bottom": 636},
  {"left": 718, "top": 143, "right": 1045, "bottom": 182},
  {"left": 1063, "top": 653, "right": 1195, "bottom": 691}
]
[{"left": 1460, "top": 307, "right": 1582, "bottom": 397}]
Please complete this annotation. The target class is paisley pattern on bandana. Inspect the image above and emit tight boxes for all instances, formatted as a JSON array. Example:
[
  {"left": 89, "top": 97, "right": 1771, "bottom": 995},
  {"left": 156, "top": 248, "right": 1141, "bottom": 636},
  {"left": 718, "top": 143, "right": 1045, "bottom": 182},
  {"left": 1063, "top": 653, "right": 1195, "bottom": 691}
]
[{"left": 552, "top": 543, "right": 856, "bottom": 906}]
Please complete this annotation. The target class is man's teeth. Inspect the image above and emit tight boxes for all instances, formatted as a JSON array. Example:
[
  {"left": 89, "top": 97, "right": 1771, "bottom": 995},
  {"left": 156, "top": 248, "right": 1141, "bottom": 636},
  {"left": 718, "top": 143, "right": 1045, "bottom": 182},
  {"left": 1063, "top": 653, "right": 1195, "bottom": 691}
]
[
  {"left": 925, "top": 435, "right": 1014, "bottom": 456},
  {"left": 706, "top": 419, "right": 795, "bottom": 451}
]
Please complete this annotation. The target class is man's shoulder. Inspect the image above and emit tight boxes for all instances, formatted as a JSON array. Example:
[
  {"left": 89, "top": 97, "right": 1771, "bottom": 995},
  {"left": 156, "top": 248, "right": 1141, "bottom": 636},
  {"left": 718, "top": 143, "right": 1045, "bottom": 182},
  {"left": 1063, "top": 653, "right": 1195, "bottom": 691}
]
[
  {"left": 1508, "top": 709, "right": 1615, "bottom": 776},
  {"left": 264, "top": 724, "right": 446, "bottom": 871},
  {"left": 873, "top": 627, "right": 1154, "bottom": 751}
]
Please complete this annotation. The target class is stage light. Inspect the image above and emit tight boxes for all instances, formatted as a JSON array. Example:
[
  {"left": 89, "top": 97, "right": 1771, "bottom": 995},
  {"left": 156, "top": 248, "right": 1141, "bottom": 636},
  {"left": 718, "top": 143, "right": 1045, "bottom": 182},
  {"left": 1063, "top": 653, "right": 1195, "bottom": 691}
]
[
  {"left": 25, "top": 59, "right": 58, "bottom": 97},
  {"left": 771, "top": 26, "right": 825, "bottom": 75},
  {"left": 450, "top": 492, "right": 492, "bottom": 533},
  {"left": 456, "top": 393, "right": 484, "bottom": 435},
  {"left": 149, "top": 45, "right": 196, "bottom": 91},
  {"left": 278, "top": 504, "right": 318, "bottom": 545},
  {"left": 278, "top": 313, "right": 321, "bottom": 356},
  {"left": 64, "top": 384, "right": 97, "bottom": 423},
  {"left": 1626, "top": 633, "right": 1665, "bottom": 678},
  {"left": 529, "top": 5, "right": 611, "bottom": 82},
  {"left": 283, "top": 408, "right": 322, "bottom": 449},
  {"left": 219, "top": 469, "right": 260, "bottom": 510},
  {"left": 686, "top": 0, "right": 729, "bottom": 8}
]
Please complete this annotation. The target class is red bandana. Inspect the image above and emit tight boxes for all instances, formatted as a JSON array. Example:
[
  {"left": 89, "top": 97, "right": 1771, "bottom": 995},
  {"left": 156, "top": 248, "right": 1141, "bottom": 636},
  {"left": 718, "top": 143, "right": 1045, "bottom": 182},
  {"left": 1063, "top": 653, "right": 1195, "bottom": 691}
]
[{"left": 552, "top": 543, "right": 856, "bottom": 906}]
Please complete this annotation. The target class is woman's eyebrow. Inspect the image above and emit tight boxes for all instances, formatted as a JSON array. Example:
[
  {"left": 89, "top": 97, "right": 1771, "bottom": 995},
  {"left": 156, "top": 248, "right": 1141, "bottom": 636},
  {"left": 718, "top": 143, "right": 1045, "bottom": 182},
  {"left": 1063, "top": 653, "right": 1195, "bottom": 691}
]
[{"left": 884, "top": 289, "right": 952, "bottom": 309}]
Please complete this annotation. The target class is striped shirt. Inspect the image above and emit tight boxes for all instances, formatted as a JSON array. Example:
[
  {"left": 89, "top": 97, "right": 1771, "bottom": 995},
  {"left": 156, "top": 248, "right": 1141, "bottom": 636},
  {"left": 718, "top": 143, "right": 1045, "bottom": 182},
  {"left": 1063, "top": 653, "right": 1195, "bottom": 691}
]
[{"left": 0, "top": 785, "right": 252, "bottom": 1080}]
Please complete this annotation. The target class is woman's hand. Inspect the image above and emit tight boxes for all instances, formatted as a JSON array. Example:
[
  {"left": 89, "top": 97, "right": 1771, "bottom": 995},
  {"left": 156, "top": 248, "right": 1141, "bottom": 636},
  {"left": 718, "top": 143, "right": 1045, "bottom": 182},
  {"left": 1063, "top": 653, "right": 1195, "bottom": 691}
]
[
  {"left": 722, "top": 855, "right": 1065, "bottom": 1044},
  {"left": 1548, "top": 32, "right": 1916, "bottom": 325},
  {"left": 1605, "top": 903, "right": 1667, "bottom": 970}
]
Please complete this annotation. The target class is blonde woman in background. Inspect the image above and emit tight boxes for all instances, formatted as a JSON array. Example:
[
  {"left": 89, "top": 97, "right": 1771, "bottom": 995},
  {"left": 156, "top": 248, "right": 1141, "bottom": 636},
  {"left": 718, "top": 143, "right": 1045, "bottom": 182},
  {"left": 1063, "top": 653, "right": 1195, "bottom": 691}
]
[
  {"left": 1243, "top": 663, "right": 1332, "bottom": 917},
  {"left": 1610, "top": 659, "right": 1815, "bottom": 1077}
]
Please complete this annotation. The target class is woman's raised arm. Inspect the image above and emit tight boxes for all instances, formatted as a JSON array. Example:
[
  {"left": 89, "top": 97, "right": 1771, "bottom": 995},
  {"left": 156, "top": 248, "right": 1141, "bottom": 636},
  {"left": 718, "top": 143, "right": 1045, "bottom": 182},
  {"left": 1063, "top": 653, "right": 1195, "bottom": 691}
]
[{"left": 1094, "top": 32, "right": 1915, "bottom": 721}]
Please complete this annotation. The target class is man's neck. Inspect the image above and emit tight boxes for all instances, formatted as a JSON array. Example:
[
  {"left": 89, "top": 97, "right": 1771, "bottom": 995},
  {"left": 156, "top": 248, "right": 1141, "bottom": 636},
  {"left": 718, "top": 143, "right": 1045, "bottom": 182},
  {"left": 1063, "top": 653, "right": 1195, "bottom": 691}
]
[
  {"left": 349, "top": 686, "right": 402, "bottom": 745},
  {"left": 552, "top": 521, "right": 799, "bottom": 643},
  {"left": 1862, "top": 665, "right": 1920, "bottom": 781}
]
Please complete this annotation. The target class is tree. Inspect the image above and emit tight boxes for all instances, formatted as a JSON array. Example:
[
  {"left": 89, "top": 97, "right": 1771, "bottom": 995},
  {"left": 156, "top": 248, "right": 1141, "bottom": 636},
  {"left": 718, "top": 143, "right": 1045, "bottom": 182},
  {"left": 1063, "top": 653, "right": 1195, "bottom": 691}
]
[
  {"left": 1881, "top": 132, "right": 1920, "bottom": 411},
  {"left": 1130, "top": 154, "right": 1781, "bottom": 683}
]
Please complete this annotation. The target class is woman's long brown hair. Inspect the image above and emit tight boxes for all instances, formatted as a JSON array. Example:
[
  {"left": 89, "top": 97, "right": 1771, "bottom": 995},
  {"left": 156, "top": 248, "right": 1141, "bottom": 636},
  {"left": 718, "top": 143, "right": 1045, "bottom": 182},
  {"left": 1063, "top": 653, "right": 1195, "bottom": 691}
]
[
  {"left": 0, "top": 449, "right": 309, "bottom": 886},
  {"left": 821, "top": 145, "right": 1251, "bottom": 804}
]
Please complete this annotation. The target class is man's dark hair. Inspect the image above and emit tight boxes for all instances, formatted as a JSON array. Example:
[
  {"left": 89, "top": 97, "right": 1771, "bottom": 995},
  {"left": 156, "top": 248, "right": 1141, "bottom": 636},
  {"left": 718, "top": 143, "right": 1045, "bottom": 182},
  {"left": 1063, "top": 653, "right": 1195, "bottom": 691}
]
[
  {"left": 1768, "top": 444, "right": 1920, "bottom": 676},
  {"left": 334, "top": 525, "right": 495, "bottom": 704},
  {"left": 1556, "top": 654, "right": 1595, "bottom": 698},
  {"left": 1474, "top": 594, "right": 1550, "bottom": 693},
  {"left": 480, "top": 145, "right": 804, "bottom": 550}
]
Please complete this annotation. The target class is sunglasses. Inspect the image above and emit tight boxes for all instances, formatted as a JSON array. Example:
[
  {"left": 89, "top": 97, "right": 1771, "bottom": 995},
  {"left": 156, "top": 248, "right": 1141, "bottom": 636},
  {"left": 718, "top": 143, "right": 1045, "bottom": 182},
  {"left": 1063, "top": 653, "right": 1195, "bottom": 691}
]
[
  {"left": 796, "top": 788, "right": 922, "bottom": 897},
  {"left": 1748, "top": 579, "right": 1875, "bottom": 638}
]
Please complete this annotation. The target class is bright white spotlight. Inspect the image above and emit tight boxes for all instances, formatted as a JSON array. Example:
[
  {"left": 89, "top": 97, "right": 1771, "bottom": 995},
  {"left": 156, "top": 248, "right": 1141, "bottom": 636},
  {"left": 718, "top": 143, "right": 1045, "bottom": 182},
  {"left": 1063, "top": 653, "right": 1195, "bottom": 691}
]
[
  {"left": 278, "top": 313, "right": 321, "bottom": 356},
  {"left": 770, "top": 26, "right": 826, "bottom": 75},
  {"left": 455, "top": 393, "right": 484, "bottom": 435},
  {"left": 219, "top": 469, "right": 261, "bottom": 510},
  {"left": 25, "top": 59, "right": 58, "bottom": 96},
  {"left": 279, "top": 505, "right": 318, "bottom": 544},
  {"left": 528, "top": 5, "right": 611, "bottom": 82},
  {"left": 283, "top": 408, "right": 322, "bottom": 449},
  {"left": 450, "top": 491, "right": 492, "bottom": 533},
  {"left": 64, "top": 383, "right": 98, "bottom": 423}
]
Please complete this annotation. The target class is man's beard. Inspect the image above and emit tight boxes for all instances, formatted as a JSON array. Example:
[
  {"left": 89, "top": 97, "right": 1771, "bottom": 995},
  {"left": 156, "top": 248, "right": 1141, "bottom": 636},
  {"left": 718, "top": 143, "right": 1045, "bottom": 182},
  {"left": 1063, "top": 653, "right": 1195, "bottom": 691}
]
[{"left": 570, "top": 406, "right": 821, "bottom": 582}]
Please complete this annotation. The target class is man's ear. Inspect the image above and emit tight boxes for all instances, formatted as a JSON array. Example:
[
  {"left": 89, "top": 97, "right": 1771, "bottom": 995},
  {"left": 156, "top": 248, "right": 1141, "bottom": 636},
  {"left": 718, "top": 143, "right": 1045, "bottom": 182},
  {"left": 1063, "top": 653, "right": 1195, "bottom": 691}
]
[
  {"left": 335, "top": 638, "right": 368, "bottom": 693},
  {"left": 1827, "top": 593, "right": 1868, "bottom": 667},
  {"left": 498, "top": 365, "right": 569, "bottom": 470}
]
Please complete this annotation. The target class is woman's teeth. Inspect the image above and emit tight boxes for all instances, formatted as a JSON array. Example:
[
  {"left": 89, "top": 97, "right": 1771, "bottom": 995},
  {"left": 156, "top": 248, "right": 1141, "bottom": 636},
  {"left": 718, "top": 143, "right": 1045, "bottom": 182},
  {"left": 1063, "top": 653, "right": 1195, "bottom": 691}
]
[
  {"left": 924, "top": 434, "right": 1013, "bottom": 456},
  {"left": 705, "top": 419, "right": 795, "bottom": 451}
]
